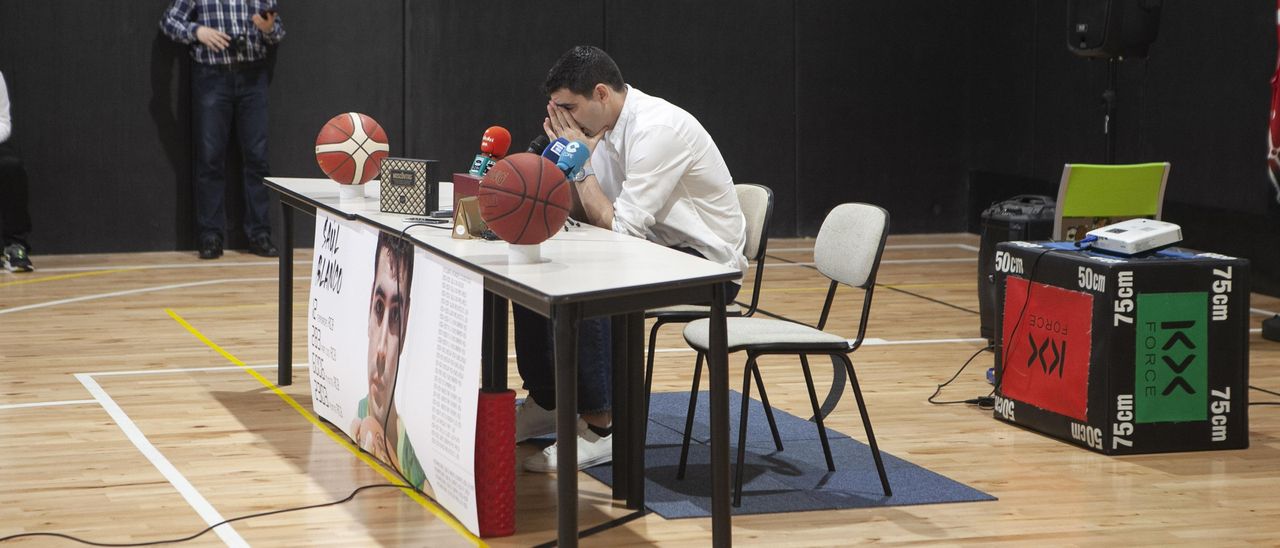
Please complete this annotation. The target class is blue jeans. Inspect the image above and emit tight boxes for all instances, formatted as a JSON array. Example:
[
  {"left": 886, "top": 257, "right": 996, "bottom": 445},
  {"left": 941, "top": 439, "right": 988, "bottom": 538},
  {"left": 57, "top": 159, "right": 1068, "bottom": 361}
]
[
  {"left": 513, "top": 253, "right": 741, "bottom": 415},
  {"left": 514, "top": 305, "right": 614, "bottom": 414},
  {"left": 192, "top": 62, "right": 272, "bottom": 240}
]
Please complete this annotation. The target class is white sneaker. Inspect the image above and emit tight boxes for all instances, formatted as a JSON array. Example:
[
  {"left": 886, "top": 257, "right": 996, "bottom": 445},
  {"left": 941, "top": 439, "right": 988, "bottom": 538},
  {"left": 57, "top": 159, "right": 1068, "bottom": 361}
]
[
  {"left": 515, "top": 398, "right": 557, "bottom": 443},
  {"left": 523, "top": 419, "right": 612, "bottom": 473}
]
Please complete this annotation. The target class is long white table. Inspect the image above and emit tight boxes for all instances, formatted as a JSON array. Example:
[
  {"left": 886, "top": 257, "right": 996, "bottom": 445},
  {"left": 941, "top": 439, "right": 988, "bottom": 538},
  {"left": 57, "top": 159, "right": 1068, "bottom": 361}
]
[{"left": 265, "top": 177, "right": 737, "bottom": 547}]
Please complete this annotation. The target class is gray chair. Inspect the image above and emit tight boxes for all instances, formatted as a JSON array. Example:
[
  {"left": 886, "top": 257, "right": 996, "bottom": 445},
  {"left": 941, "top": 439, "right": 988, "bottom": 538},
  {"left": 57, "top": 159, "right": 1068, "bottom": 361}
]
[
  {"left": 643, "top": 184, "right": 775, "bottom": 419},
  {"left": 679, "top": 202, "right": 892, "bottom": 507}
]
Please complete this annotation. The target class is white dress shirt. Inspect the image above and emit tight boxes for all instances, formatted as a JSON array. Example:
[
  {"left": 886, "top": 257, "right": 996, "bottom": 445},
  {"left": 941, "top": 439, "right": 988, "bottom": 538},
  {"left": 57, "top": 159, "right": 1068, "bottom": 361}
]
[{"left": 592, "top": 86, "right": 748, "bottom": 276}]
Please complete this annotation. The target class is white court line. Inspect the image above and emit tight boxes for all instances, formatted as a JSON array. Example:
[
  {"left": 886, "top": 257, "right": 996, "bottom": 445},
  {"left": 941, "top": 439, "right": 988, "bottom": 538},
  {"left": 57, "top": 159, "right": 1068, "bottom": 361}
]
[
  {"left": 767, "top": 257, "right": 975, "bottom": 267},
  {"left": 595, "top": 336, "right": 986, "bottom": 357},
  {"left": 90, "top": 336, "right": 986, "bottom": 378},
  {"left": 75, "top": 373, "right": 248, "bottom": 547},
  {"left": 863, "top": 336, "right": 989, "bottom": 346},
  {"left": 0, "top": 276, "right": 308, "bottom": 316},
  {"left": 1251, "top": 307, "right": 1278, "bottom": 316},
  {"left": 89, "top": 363, "right": 307, "bottom": 377},
  {"left": 0, "top": 399, "right": 97, "bottom": 411},
  {"left": 770, "top": 243, "right": 979, "bottom": 253},
  {"left": 35, "top": 260, "right": 312, "bottom": 274}
]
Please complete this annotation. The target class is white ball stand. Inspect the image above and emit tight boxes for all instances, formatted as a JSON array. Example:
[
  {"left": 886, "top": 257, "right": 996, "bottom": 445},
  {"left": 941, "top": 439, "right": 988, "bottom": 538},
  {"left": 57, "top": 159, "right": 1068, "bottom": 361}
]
[
  {"left": 508, "top": 243, "right": 542, "bottom": 264},
  {"left": 338, "top": 184, "right": 366, "bottom": 201}
]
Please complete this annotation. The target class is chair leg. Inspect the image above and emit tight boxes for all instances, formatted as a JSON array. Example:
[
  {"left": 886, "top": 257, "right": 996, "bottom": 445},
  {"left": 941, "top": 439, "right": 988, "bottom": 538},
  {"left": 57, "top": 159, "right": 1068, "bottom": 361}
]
[
  {"left": 643, "top": 318, "right": 665, "bottom": 419},
  {"left": 733, "top": 355, "right": 756, "bottom": 507},
  {"left": 799, "top": 354, "right": 835, "bottom": 472},
  {"left": 750, "top": 358, "right": 783, "bottom": 451},
  {"left": 840, "top": 354, "right": 891, "bottom": 496},
  {"left": 676, "top": 351, "right": 704, "bottom": 480}
]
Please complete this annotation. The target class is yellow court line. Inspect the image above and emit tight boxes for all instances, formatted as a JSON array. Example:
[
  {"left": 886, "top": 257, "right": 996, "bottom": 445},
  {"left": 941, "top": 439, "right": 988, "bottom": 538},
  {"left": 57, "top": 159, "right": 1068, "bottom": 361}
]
[
  {"left": 0, "top": 267, "right": 135, "bottom": 288},
  {"left": 164, "top": 308, "right": 485, "bottom": 547},
  {"left": 880, "top": 282, "right": 974, "bottom": 290}
]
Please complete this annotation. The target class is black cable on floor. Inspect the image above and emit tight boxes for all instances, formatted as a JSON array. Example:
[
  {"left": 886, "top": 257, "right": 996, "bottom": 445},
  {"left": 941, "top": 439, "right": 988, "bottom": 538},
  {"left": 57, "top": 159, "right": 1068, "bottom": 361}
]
[
  {"left": 0, "top": 484, "right": 411, "bottom": 546},
  {"left": 1249, "top": 384, "right": 1280, "bottom": 407},
  {"left": 1250, "top": 384, "right": 1280, "bottom": 399},
  {"left": 764, "top": 252, "right": 980, "bottom": 315},
  {"left": 930, "top": 246, "right": 1054, "bottom": 409},
  {"left": 927, "top": 344, "right": 995, "bottom": 406},
  {"left": 877, "top": 283, "right": 981, "bottom": 315}
]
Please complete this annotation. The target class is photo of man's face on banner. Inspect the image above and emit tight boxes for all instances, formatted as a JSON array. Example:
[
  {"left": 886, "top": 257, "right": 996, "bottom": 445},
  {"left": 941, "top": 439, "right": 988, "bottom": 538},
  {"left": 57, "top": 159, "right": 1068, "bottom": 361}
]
[
  {"left": 307, "top": 211, "right": 486, "bottom": 533},
  {"left": 349, "top": 232, "right": 426, "bottom": 488}
]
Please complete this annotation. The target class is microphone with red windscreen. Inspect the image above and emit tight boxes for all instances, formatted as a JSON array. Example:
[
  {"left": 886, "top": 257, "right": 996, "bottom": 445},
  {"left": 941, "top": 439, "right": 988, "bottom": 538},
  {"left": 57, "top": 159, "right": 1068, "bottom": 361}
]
[{"left": 468, "top": 126, "right": 512, "bottom": 176}]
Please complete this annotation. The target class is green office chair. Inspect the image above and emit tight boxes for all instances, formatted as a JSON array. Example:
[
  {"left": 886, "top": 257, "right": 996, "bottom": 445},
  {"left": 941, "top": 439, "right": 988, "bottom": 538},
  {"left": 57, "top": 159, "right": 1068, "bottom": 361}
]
[{"left": 1053, "top": 162, "right": 1170, "bottom": 241}]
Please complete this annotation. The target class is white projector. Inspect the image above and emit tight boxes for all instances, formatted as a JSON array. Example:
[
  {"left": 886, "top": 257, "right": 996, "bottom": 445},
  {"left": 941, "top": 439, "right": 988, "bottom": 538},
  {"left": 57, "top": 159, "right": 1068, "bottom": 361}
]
[{"left": 1086, "top": 218, "right": 1183, "bottom": 255}]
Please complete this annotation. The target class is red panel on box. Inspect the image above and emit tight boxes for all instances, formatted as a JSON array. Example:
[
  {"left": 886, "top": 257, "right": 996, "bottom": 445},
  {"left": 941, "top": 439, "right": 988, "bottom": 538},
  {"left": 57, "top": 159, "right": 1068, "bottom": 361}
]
[{"left": 1001, "top": 276, "right": 1093, "bottom": 421}]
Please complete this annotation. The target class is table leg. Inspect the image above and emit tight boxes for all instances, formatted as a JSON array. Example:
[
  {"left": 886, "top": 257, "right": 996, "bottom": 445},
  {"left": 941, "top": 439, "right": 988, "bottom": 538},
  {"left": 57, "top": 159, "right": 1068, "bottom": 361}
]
[
  {"left": 626, "top": 311, "right": 646, "bottom": 510},
  {"left": 611, "top": 316, "right": 630, "bottom": 502},
  {"left": 277, "top": 202, "right": 294, "bottom": 387},
  {"left": 709, "top": 284, "right": 731, "bottom": 547},
  {"left": 482, "top": 293, "right": 508, "bottom": 391},
  {"left": 553, "top": 304, "right": 581, "bottom": 548}
]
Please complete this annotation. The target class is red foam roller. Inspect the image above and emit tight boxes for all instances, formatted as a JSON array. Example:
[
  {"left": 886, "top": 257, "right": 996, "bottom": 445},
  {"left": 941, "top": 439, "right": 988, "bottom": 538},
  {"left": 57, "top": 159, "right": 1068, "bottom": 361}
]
[{"left": 475, "top": 389, "right": 515, "bottom": 537}]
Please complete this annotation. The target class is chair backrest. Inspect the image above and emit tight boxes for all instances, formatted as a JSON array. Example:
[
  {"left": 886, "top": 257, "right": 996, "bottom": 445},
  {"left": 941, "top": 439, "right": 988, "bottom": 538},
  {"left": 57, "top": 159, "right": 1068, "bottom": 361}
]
[
  {"left": 814, "top": 203, "right": 890, "bottom": 289},
  {"left": 737, "top": 184, "right": 773, "bottom": 262},
  {"left": 1053, "top": 162, "right": 1169, "bottom": 240},
  {"left": 735, "top": 183, "right": 774, "bottom": 315}
]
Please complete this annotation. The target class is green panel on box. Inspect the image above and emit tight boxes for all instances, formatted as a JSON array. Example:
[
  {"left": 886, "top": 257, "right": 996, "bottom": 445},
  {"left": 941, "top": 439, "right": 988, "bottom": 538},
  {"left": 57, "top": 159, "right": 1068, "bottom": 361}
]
[{"left": 1135, "top": 292, "right": 1208, "bottom": 423}]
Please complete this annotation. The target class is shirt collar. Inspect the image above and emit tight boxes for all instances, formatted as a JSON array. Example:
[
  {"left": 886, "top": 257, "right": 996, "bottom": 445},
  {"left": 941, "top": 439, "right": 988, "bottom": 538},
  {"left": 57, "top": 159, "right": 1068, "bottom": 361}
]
[{"left": 605, "top": 85, "right": 639, "bottom": 150}]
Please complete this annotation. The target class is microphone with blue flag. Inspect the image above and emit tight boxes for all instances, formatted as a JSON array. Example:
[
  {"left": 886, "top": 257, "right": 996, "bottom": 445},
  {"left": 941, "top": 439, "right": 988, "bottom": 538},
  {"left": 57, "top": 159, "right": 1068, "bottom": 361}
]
[
  {"left": 540, "top": 137, "right": 569, "bottom": 165},
  {"left": 555, "top": 141, "right": 591, "bottom": 181}
]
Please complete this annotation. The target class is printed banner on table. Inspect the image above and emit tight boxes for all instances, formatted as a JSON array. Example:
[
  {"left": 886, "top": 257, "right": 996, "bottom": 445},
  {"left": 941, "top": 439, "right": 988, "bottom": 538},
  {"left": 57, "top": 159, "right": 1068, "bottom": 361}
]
[
  {"left": 1000, "top": 276, "right": 1093, "bottom": 421},
  {"left": 307, "top": 211, "right": 484, "bottom": 534}
]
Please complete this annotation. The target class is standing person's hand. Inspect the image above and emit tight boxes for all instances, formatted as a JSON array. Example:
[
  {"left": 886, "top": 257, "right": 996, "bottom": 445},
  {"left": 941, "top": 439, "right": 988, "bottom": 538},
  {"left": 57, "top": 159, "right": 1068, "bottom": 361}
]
[
  {"left": 195, "top": 26, "right": 230, "bottom": 50},
  {"left": 252, "top": 11, "right": 277, "bottom": 34},
  {"left": 545, "top": 102, "right": 604, "bottom": 154}
]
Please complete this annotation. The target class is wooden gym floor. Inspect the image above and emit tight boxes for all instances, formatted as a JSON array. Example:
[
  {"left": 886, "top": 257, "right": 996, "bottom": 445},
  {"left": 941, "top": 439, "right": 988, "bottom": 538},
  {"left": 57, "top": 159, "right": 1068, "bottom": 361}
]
[{"left": 2, "top": 233, "right": 1279, "bottom": 546}]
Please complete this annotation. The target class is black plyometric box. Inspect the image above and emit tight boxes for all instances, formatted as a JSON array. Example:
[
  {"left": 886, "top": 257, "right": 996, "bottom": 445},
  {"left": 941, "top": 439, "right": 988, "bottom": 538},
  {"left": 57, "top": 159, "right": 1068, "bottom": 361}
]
[
  {"left": 379, "top": 158, "right": 439, "bottom": 215},
  {"left": 978, "top": 195, "right": 1056, "bottom": 341},
  {"left": 992, "top": 241, "right": 1249, "bottom": 455}
]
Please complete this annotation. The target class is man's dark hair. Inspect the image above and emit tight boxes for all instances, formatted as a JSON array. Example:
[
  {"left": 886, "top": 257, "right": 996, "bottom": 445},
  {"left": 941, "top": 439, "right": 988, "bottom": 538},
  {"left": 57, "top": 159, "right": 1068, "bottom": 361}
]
[
  {"left": 372, "top": 232, "right": 414, "bottom": 334},
  {"left": 542, "top": 46, "right": 625, "bottom": 97}
]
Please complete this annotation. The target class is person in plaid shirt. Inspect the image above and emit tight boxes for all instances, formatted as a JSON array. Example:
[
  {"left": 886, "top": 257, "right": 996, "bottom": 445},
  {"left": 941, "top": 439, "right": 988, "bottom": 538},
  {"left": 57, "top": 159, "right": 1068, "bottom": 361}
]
[{"left": 160, "top": 0, "right": 285, "bottom": 259}]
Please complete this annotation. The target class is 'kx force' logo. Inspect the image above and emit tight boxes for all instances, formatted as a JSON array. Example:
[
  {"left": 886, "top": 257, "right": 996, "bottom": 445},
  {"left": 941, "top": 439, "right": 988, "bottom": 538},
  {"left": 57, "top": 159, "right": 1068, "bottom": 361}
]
[{"left": 1025, "top": 333, "right": 1067, "bottom": 378}]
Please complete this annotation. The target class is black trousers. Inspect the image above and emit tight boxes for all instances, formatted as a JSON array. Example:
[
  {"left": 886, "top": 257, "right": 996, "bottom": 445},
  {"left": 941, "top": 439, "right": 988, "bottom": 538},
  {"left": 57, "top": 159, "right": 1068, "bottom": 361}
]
[{"left": 0, "top": 142, "right": 32, "bottom": 249}]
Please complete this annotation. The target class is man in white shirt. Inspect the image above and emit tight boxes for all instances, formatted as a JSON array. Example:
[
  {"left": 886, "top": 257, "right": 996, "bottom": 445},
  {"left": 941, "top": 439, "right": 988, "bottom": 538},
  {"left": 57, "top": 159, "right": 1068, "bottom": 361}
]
[{"left": 514, "top": 46, "right": 747, "bottom": 472}]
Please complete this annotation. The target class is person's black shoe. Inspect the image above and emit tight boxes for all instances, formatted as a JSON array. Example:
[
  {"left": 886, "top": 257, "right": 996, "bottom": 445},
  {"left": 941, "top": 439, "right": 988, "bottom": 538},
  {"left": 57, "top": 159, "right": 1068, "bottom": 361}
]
[
  {"left": 249, "top": 233, "right": 279, "bottom": 258},
  {"left": 199, "top": 234, "right": 223, "bottom": 260},
  {"left": 2, "top": 243, "right": 34, "bottom": 272}
]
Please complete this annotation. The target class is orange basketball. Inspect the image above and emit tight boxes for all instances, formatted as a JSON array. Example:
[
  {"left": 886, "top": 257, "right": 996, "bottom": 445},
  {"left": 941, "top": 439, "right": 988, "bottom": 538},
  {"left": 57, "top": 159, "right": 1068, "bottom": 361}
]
[
  {"left": 477, "top": 153, "right": 572, "bottom": 245},
  {"left": 314, "top": 112, "right": 389, "bottom": 185}
]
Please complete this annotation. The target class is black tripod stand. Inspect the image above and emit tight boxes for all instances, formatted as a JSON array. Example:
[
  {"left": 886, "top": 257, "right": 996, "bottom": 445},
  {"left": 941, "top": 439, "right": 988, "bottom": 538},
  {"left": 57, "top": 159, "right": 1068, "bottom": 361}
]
[{"left": 1102, "top": 57, "right": 1119, "bottom": 164}]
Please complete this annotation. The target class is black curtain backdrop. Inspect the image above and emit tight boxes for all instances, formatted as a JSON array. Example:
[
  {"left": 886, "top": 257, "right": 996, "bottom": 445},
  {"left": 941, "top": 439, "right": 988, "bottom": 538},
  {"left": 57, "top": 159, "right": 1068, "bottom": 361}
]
[{"left": 0, "top": 0, "right": 1276, "bottom": 292}]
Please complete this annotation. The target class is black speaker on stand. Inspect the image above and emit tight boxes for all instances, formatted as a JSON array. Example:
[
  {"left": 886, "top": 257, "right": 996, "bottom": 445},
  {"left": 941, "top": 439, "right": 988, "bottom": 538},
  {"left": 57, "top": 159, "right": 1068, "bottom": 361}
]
[{"left": 1067, "top": 0, "right": 1163, "bottom": 163}]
